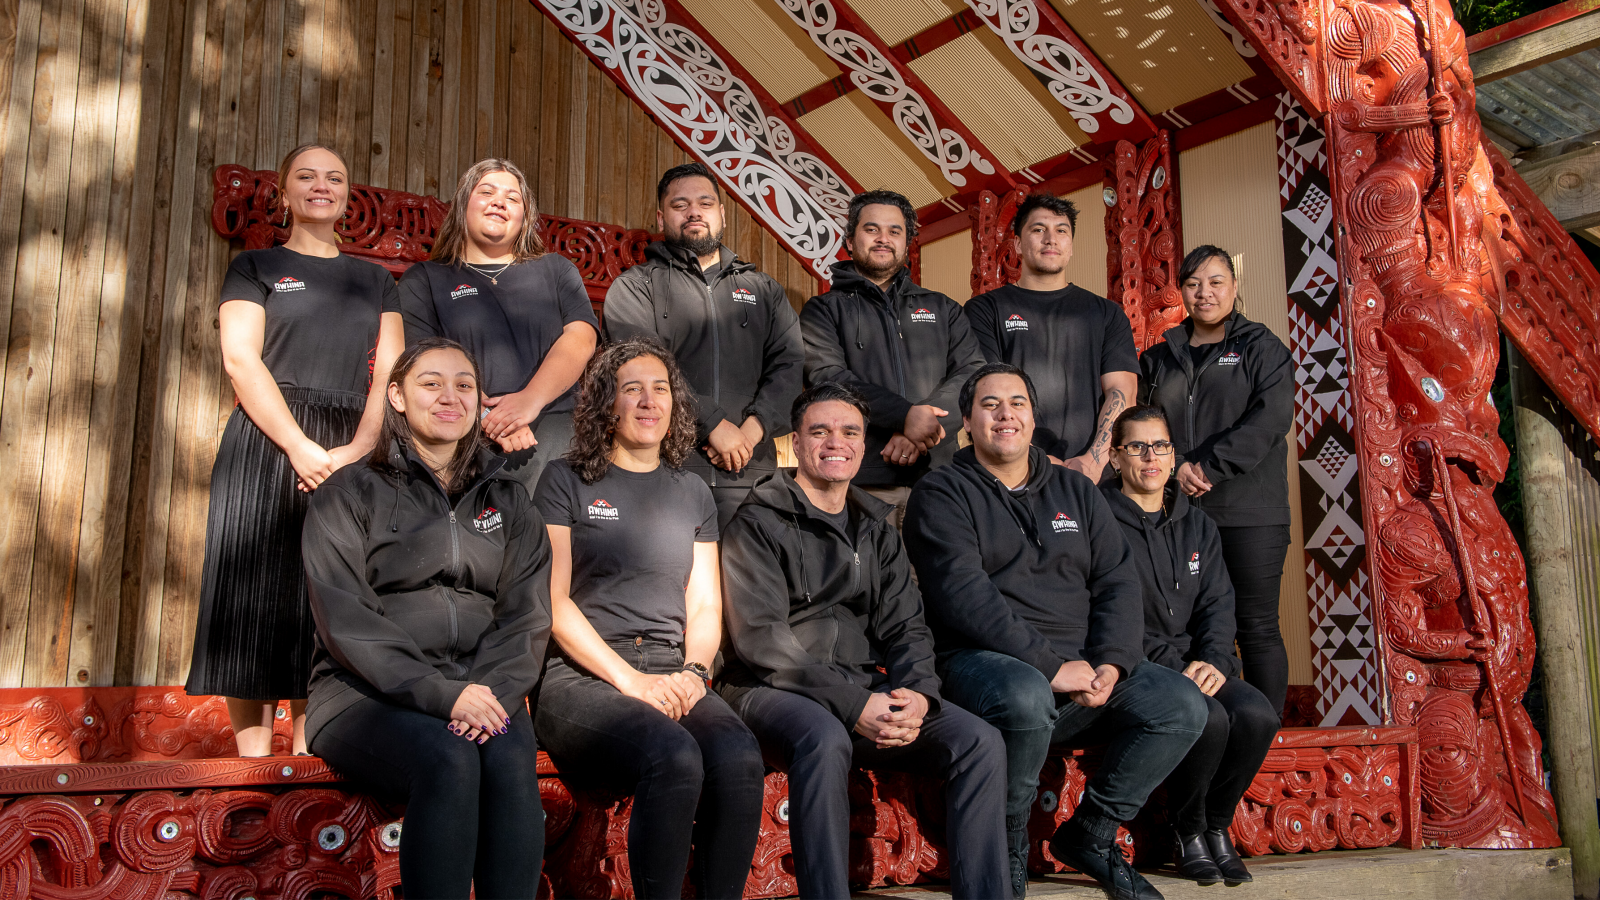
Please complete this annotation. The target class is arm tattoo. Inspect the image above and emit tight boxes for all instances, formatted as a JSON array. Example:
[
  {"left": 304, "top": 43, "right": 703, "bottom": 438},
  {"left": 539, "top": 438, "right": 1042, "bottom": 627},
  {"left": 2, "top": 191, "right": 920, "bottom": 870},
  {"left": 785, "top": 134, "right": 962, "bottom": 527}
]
[{"left": 1088, "top": 388, "right": 1127, "bottom": 461}]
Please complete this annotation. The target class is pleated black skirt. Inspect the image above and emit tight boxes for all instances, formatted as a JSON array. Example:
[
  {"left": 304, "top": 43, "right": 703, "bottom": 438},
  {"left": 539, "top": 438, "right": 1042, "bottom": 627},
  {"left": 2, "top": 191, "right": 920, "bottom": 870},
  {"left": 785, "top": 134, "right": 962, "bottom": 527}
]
[{"left": 185, "top": 387, "right": 366, "bottom": 700}]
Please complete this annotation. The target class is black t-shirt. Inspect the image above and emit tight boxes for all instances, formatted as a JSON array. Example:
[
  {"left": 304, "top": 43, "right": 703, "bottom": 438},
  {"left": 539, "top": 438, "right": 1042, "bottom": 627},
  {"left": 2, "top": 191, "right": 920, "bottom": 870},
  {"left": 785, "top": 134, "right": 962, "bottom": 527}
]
[
  {"left": 398, "top": 255, "right": 598, "bottom": 412},
  {"left": 220, "top": 247, "right": 400, "bottom": 395},
  {"left": 535, "top": 459, "right": 719, "bottom": 643},
  {"left": 1188, "top": 342, "right": 1213, "bottom": 367},
  {"left": 965, "top": 284, "right": 1139, "bottom": 459}
]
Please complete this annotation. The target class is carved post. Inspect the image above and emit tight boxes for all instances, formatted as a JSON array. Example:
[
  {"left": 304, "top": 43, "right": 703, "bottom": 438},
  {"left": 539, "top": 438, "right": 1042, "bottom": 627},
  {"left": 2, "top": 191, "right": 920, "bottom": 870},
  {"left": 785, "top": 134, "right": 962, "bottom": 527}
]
[
  {"left": 970, "top": 188, "right": 1028, "bottom": 297},
  {"left": 1510, "top": 344, "right": 1600, "bottom": 897},
  {"left": 1103, "top": 132, "right": 1184, "bottom": 350}
]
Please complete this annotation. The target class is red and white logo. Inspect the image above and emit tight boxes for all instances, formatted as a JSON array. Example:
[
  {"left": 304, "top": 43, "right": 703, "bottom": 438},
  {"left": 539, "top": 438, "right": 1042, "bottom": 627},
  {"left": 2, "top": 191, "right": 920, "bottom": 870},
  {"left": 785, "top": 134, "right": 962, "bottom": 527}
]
[
  {"left": 274, "top": 275, "right": 306, "bottom": 292},
  {"left": 586, "top": 498, "right": 619, "bottom": 520},
  {"left": 1004, "top": 313, "right": 1029, "bottom": 332},
  {"left": 909, "top": 307, "right": 937, "bottom": 323},
  {"left": 474, "top": 507, "right": 503, "bottom": 534},
  {"left": 451, "top": 283, "right": 479, "bottom": 299},
  {"left": 731, "top": 288, "right": 756, "bottom": 305},
  {"left": 1189, "top": 551, "right": 1201, "bottom": 575},
  {"left": 1052, "top": 512, "right": 1079, "bottom": 533},
  {"left": 1216, "top": 352, "right": 1242, "bottom": 367}
]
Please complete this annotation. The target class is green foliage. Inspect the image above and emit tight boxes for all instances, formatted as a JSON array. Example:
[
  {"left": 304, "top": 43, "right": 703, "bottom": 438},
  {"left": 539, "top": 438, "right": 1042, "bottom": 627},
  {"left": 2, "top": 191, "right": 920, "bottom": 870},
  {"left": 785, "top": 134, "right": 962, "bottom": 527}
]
[{"left": 1450, "top": 0, "right": 1565, "bottom": 35}]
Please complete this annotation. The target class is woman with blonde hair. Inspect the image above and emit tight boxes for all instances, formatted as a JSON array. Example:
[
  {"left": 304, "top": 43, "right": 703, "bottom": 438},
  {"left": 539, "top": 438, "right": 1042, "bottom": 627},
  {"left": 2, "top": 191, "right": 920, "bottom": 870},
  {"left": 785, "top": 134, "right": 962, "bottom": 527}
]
[
  {"left": 187, "top": 143, "right": 404, "bottom": 756},
  {"left": 400, "top": 158, "right": 598, "bottom": 495}
]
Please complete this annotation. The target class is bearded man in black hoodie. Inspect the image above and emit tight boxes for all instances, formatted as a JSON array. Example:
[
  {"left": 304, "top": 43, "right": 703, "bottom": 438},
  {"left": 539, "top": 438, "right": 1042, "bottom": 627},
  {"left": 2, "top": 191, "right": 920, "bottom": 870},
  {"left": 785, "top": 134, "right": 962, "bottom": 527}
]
[
  {"left": 904, "top": 363, "right": 1208, "bottom": 900},
  {"left": 799, "top": 190, "right": 985, "bottom": 528},
  {"left": 604, "top": 162, "right": 804, "bottom": 529},
  {"left": 719, "top": 382, "right": 1007, "bottom": 900}
]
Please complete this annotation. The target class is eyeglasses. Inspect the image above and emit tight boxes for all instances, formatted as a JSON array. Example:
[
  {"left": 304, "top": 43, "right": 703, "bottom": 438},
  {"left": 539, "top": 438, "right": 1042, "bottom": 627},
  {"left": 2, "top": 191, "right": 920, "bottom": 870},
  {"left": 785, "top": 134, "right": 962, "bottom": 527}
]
[{"left": 1119, "top": 440, "right": 1174, "bottom": 457}]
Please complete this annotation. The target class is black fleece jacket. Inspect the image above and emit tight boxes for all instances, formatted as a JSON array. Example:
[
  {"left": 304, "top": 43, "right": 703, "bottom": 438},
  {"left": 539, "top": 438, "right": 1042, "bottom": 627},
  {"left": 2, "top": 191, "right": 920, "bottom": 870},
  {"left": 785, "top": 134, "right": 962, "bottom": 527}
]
[
  {"left": 603, "top": 242, "right": 804, "bottom": 487},
  {"left": 719, "top": 471, "right": 941, "bottom": 727},
  {"left": 301, "top": 444, "right": 553, "bottom": 745},
  {"left": 904, "top": 446, "right": 1144, "bottom": 678},
  {"left": 1100, "top": 482, "right": 1241, "bottom": 677},
  {"left": 1139, "top": 312, "right": 1294, "bottom": 526},
  {"left": 799, "top": 262, "right": 985, "bottom": 487}
]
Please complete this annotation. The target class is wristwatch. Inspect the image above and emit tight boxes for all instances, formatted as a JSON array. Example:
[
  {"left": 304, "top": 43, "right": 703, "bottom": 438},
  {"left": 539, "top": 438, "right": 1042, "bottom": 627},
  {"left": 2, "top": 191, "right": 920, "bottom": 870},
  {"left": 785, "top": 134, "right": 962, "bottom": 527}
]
[{"left": 683, "top": 661, "right": 712, "bottom": 686}]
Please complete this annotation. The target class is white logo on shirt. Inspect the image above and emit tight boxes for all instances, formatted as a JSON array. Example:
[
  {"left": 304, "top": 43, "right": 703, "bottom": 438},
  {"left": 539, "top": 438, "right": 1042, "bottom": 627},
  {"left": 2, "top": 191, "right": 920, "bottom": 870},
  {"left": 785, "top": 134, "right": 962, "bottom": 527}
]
[
  {"left": 731, "top": 288, "right": 756, "bottom": 304},
  {"left": 587, "top": 498, "right": 619, "bottom": 520},
  {"left": 1051, "top": 512, "right": 1079, "bottom": 533},
  {"left": 474, "top": 507, "right": 503, "bottom": 534},
  {"left": 1004, "top": 314, "right": 1029, "bottom": 332},
  {"left": 451, "top": 283, "right": 479, "bottom": 299},
  {"left": 1189, "top": 552, "right": 1201, "bottom": 575},
  {"left": 910, "top": 308, "right": 936, "bottom": 323},
  {"left": 274, "top": 276, "right": 306, "bottom": 292},
  {"left": 1216, "top": 352, "right": 1242, "bottom": 366}
]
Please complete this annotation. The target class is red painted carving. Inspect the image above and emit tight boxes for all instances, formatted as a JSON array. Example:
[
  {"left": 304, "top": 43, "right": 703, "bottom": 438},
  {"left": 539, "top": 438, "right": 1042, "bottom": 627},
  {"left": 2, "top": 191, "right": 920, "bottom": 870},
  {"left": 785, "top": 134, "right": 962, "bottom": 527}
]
[
  {"left": 1104, "top": 132, "right": 1185, "bottom": 351},
  {"left": 1477, "top": 142, "right": 1600, "bottom": 442},
  {"left": 969, "top": 187, "right": 1029, "bottom": 297},
  {"left": 0, "top": 688, "right": 295, "bottom": 766},
  {"left": 210, "top": 165, "right": 651, "bottom": 300},
  {"left": 1320, "top": 0, "right": 1559, "bottom": 848},
  {"left": 1208, "top": 0, "right": 1324, "bottom": 115}
]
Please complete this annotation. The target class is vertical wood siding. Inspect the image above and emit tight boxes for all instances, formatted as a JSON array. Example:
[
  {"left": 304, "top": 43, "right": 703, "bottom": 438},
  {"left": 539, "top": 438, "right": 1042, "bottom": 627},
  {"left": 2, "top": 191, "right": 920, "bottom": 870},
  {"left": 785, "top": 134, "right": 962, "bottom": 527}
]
[{"left": 0, "top": 0, "right": 820, "bottom": 689}]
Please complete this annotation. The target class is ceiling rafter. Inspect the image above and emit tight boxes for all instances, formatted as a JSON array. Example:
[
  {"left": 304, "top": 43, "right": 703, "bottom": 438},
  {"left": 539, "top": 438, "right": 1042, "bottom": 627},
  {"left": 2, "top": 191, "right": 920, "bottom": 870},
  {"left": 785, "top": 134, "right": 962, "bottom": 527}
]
[
  {"left": 530, "top": 0, "right": 860, "bottom": 279},
  {"left": 768, "top": 0, "right": 1017, "bottom": 195}
]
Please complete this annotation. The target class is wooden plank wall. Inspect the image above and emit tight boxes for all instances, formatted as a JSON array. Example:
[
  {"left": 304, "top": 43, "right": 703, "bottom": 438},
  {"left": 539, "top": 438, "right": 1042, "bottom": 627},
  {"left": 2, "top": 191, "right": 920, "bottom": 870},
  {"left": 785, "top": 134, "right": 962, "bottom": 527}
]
[{"left": 0, "top": 0, "right": 821, "bottom": 689}]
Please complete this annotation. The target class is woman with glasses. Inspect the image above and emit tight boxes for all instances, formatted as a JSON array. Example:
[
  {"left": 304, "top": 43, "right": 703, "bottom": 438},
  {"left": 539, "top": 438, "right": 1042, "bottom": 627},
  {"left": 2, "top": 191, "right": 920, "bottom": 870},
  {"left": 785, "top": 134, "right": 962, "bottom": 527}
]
[
  {"left": 1101, "top": 404, "right": 1277, "bottom": 886},
  {"left": 1139, "top": 245, "right": 1294, "bottom": 717}
]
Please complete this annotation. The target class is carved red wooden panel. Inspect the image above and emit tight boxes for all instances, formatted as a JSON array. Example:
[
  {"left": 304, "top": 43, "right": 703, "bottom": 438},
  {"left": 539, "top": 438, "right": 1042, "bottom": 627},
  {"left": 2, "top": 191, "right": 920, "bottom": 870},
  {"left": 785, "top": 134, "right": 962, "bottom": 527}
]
[
  {"left": 970, "top": 187, "right": 1028, "bottom": 297},
  {"left": 1105, "top": 132, "right": 1186, "bottom": 350},
  {"left": 210, "top": 165, "right": 651, "bottom": 301},
  {"left": 1207, "top": 0, "right": 1324, "bottom": 115},
  {"left": 1320, "top": 0, "right": 1560, "bottom": 848},
  {"left": 1478, "top": 141, "right": 1600, "bottom": 442}
]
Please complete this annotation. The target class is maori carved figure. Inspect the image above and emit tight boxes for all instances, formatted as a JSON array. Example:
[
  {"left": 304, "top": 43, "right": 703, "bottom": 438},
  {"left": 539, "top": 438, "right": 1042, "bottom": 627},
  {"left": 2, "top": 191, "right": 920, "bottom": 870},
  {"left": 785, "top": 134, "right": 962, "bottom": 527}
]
[
  {"left": 970, "top": 187, "right": 1029, "bottom": 297},
  {"left": 1321, "top": 0, "right": 1559, "bottom": 847},
  {"left": 1104, "top": 132, "right": 1185, "bottom": 351}
]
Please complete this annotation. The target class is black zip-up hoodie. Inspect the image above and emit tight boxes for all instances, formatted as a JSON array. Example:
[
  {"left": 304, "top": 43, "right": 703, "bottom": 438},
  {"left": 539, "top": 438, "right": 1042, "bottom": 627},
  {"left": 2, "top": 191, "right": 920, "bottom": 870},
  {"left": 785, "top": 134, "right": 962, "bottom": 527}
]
[
  {"left": 604, "top": 242, "right": 804, "bottom": 487},
  {"left": 1139, "top": 312, "right": 1293, "bottom": 526},
  {"left": 1100, "top": 481, "right": 1241, "bottom": 677},
  {"left": 719, "top": 471, "right": 941, "bottom": 726},
  {"left": 799, "top": 262, "right": 985, "bottom": 487},
  {"left": 301, "top": 443, "right": 553, "bottom": 746},
  {"left": 904, "top": 446, "right": 1144, "bottom": 678}
]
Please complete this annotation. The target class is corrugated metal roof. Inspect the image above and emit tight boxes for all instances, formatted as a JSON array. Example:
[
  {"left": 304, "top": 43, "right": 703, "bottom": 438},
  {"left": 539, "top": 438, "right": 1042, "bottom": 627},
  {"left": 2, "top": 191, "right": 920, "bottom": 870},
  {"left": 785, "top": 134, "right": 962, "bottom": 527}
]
[{"left": 1476, "top": 47, "right": 1600, "bottom": 150}]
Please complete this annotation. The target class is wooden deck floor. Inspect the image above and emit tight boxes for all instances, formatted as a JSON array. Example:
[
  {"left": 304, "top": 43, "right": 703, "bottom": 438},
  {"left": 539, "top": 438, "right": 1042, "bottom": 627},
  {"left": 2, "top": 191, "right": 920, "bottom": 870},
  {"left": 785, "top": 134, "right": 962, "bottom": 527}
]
[{"left": 860, "top": 848, "right": 1575, "bottom": 899}]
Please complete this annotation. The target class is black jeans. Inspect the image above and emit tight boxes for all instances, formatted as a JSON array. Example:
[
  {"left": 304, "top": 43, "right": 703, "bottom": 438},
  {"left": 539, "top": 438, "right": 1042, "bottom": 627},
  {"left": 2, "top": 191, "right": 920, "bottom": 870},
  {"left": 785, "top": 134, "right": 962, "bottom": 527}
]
[
  {"left": 535, "top": 640, "right": 765, "bottom": 899},
  {"left": 1161, "top": 676, "right": 1279, "bottom": 833},
  {"left": 728, "top": 685, "right": 1008, "bottom": 900},
  {"left": 1217, "top": 524, "right": 1291, "bottom": 716},
  {"left": 938, "top": 652, "right": 1207, "bottom": 883},
  {"left": 309, "top": 695, "right": 542, "bottom": 900}
]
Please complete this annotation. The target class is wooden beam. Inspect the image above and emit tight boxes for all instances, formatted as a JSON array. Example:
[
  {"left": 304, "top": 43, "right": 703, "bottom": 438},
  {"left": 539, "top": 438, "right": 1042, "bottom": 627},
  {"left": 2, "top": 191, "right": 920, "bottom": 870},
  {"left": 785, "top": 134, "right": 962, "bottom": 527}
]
[
  {"left": 1469, "top": 7, "right": 1600, "bottom": 84},
  {"left": 1516, "top": 143, "right": 1600, "bottom": 230},
  {"left": 1467, "top": 0, "right": 1600, "bottom": 52}
]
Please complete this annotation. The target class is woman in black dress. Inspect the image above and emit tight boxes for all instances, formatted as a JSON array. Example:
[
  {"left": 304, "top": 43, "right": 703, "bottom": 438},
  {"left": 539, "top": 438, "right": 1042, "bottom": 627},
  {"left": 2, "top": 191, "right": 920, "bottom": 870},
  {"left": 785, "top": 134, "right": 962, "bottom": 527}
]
[
  {"left": 1100, "top": 405, "right": 1277, "bottom": 886},
  {"left": 533, "top": 338, "right": 764, "bottom": 900},
  {"left": 187, "top": 144, "right": 404, "bottom": 756},
  {"left": 400, "top": 158, "right": 598, "bottom": 496},
  {"left": 1139, "top": 245, "right": 1295, "bottom": 716},
  {"left": 302, "top": 337, "right": 551, "bottom": 900}
]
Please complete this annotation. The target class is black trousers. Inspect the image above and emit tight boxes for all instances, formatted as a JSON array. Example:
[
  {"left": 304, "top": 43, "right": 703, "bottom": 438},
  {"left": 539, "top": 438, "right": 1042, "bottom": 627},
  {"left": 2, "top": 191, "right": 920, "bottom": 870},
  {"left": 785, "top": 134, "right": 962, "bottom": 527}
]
[
  {"left": 1216, "top": 524, "right": 1291, "bottom": 716},
  {"left": 309, "top": 695, "right": 543, "bottom": 900},
  {"left": 535, "top": 642, "right": 765, "bottom": 900},
  {"left": 1161, "top": 677, "right": 1279, "bottom": 834},
  {"left": 727, "top": 685, "right": 1009, "bottom": 900}
]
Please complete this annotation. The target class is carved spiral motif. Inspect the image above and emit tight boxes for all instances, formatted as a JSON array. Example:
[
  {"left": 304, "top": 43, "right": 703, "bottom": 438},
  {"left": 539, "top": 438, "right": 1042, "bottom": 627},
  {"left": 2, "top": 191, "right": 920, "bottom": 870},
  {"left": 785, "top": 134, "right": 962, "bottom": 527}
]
[{"left": 968, "top": 0, "right": 1138, "bottom": 132}]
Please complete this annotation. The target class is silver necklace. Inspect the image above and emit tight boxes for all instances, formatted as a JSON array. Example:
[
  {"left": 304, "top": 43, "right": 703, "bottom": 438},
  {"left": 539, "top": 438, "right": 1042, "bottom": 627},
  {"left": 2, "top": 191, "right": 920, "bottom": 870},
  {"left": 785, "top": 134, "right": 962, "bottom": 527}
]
[{"left": 463, "top": 259, "right": 513, "bottom": 284}]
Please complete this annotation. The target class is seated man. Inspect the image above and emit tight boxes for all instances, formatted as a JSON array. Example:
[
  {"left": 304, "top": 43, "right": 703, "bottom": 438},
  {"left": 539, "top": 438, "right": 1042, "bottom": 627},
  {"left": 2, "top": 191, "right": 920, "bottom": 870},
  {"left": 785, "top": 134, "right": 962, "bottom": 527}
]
[
  {"left": 719, "top": 382, "right": 1008, "bottom": 900},
  {"left": 905, "top": 363, "right": 1208, "bottom": 900}
]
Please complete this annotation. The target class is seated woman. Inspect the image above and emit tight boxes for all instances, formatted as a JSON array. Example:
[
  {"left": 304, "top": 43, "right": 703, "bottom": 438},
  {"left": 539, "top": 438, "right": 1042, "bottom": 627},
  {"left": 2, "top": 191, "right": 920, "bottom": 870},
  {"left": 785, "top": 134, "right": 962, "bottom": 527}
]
[
  {"left": 533, "top": 337, "right": 764, "bottom": 900},
  {"left": 1099, "top": 404, "right": 1278, "bottom": 887},
  {"left": 301, "top": 337, "right": 552, "bottom": 900}
]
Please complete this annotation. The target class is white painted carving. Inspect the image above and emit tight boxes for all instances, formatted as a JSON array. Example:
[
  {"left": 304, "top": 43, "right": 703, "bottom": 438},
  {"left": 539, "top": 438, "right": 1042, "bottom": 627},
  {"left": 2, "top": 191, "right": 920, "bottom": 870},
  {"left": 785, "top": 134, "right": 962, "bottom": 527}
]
[
  {"left": 968, "top": 0, "right": 1138, "bottom": 133},
  {"left": 771, "top": 0, "right": 996, "bottom": 188},
  {"left": 535, "top": 0, "right": 846, "bottom": 278}
]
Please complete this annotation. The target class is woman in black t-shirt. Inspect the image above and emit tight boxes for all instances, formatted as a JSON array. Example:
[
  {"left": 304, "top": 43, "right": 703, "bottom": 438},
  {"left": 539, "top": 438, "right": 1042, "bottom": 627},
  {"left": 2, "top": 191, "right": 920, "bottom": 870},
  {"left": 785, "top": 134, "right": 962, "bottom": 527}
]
[
  {"left": 533, "top": 338, "right": 763, "bottom": 900},
  {"left": 186, "top": 143, "right": 404, "bottom": 756},
  {"left": 400, "top": 159, "right": 599, "bottom": 496}
]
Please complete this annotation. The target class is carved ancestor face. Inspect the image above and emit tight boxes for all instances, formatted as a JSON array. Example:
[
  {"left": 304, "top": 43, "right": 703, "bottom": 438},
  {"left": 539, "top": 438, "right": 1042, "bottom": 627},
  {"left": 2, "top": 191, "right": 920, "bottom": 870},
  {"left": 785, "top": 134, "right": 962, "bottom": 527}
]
[
  {"left": 281, "top": 147, "right": 349, "bottom": 229},
  {"left": 1014, "top": 209, "right": 1075, "bottom": 277},
  {"left": 1180, "top": 254, "right": 1237, "bottom": 328},
  {"left": 464, "top": 170, "right": 527, "bottom": 255}
]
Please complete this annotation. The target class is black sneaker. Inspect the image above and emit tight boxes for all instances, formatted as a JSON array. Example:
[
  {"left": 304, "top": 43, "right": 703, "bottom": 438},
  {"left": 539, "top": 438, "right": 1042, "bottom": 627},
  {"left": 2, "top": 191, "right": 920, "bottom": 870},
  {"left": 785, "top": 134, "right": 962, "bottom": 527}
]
[{"left": 1048, "top": 828, "right": 1164, "bottom": 900}]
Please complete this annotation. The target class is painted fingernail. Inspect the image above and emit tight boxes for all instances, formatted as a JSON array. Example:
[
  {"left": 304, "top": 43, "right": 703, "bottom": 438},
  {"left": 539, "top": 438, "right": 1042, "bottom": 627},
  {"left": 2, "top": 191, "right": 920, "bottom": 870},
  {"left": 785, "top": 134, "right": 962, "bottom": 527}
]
[{"left": 504, "top": 717, "right": 511, "bottom": 724}]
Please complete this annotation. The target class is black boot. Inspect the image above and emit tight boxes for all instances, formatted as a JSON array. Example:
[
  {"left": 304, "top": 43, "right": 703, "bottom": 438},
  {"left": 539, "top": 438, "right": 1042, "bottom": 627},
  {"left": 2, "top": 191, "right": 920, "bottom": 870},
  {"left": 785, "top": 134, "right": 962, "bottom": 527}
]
[
  {"left": 1172, "top": 832, "right": 1222, "bottom": 885},
  {"left": 1048, "top": 821, "right": 1164, "bottom": 900},
  {"left": 1202, "top": 828, "right": 1252, "bottom": 886}
]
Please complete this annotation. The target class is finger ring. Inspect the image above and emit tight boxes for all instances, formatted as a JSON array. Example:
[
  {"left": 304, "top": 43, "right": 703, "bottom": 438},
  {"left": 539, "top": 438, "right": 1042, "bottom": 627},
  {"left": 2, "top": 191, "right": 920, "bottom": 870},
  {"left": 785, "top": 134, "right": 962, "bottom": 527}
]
[{"left": 658, "top": 699, "right": 667, "bottom": 706}]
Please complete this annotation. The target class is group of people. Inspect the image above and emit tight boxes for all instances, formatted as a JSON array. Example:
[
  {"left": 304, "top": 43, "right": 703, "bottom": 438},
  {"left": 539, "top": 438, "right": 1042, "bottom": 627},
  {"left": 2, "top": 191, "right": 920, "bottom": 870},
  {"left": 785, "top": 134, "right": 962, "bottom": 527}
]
[{"left": 185, "top": 142, "right": 1296, "bottom": 900}]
